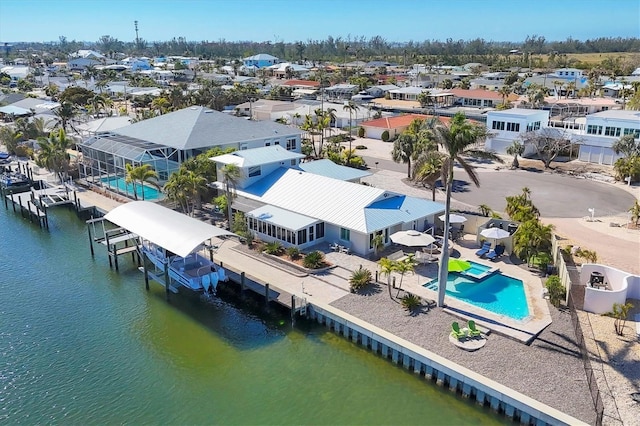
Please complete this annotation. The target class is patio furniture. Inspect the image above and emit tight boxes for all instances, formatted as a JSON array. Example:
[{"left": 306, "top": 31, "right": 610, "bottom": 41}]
[
  {"left": 451, "top": 322, "right": 466, "bottom": 340},
  {"left": 329, "top": 242, "right": 340, "bottom": 252},
  {"left": 475, "top": 242, "right": 491, "bottom": 257},
  {"left": 485, "top": 245, "right": 505, "bottom": 261},
  {"left": 467, "top": 320, "right": 482, "bottom": 337},
  {"left": 340, "top": 246, "right": 351, "bottom": 255}
]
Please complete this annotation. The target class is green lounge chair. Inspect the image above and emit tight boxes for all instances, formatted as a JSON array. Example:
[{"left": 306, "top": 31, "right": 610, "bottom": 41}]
[
  {"left": 451, "top": 321, "right": 466, "bottom": 340},
  {"left": 467, "top": 320, "right": 482, "bottom": 337}
]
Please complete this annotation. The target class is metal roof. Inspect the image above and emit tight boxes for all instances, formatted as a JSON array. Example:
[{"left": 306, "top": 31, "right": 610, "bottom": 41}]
[
  {"left": 239, "top": 168, "right": 444, "bottom": 233},
  {"left": 212, "top": 145, "right": 305, "bottom": 167},
  {"left": 104, "top": 201, "right": 236, "bottom": 258},
  {"left": 80, "top": 133, "right": 169, "bottom": 162},
  {"left": 247, "top": 205, "right": 317, "bottom": 230},
  {"left": 112, "top": 106, "right": 301, "bottom": 150},
  {"left": 365, "top": 196, "right": 445, "bottom": 231},
  {"left": 298, "top": 159, "right": 371, "bottom": 181}
]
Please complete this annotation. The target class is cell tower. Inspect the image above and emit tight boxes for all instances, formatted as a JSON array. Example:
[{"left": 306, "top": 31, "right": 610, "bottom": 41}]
[{"left": 134, "top": 20, "right": 140, "bottom": 47}]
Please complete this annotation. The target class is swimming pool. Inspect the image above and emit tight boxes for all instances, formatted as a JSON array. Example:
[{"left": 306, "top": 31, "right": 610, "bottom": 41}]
[
  {"left": 101, "top": 176, "right": 161, "bottom": 200},
  {"left": 459, "top": 260, "right": 496, "bottom": 280},
  {"left": 424, "top": 272, "right": 530, "bottom": 320}
]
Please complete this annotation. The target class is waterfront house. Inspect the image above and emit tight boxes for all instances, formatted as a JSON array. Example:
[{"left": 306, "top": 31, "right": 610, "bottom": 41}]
[
  {"left": 210, "top": 146, "right": 445, "bottom": 256},
  {"left": 243, "top": 54, "right": 279, "bottom": 69},
  {"left": 78, "top": 106, "right": 302, "bottom": 185}
]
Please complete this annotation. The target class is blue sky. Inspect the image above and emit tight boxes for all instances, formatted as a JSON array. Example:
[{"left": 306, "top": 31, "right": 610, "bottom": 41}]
[{"left": 1, "top": 0, "right": 638, "bottom": 43}]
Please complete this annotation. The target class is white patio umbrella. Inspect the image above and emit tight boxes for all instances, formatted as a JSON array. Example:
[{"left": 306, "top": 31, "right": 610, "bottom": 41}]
[
  {"left": 390, "top": 230, "right": 436, "bottom": 247},
  {"left": 480, "top": 227, "right": 510, "bottom": 246},
  {"left": 439, "top": 213, "right": 467, "bottom": 224}
]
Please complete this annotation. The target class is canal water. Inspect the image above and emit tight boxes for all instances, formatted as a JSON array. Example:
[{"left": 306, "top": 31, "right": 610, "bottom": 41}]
[{"left": 0, "top": 205, "right": 507, "bottom": 424}]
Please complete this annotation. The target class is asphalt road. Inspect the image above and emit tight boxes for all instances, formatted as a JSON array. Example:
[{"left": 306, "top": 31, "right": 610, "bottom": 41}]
[{"left": 361, "top": 154, "right": 635, "bottom": 219}]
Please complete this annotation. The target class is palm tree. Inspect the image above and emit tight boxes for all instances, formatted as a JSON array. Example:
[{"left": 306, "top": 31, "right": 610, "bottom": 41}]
[
  {"left": 565, "top": 81, "right": 576, "bottom": 99},
  {"left": 394, "top": 257, "right": 417, "bottom": 297},
  {"left": 125, "top": 163, "right": 159, "bottom": 201},
  {"left": 498, "top": 85, "right": 512, "bottom": 105},
  {"left": 36, "top": 129, "right": 72, "bottom": 183},
  {"left": 427, "top": 112, "right": 502, "bottom": 307},
  {"left": 378, "top": 257, "right": 396, "bottom": 300},
  {"left": 392, "top": 133, "right": 419, "bottom": 178},
  {"left": 326, "top": 107, "right": 337, "bottom": 136},
  {"left": 221, "top": 163, "right": 241, "bottom": 229},
  {"left": 506, "top": 141, "right": 524, "bottom": 169},
  {"left": 0, "top": 126, "right": 24, "bottom": 155},
  {"left": 628, "top": 200, "right": 640, "bottom": 227},
  {"left": 343, "top": 100, "right": 359, "bottom": 142},
  {"left": 413, "top": 149, "right": 444, "bottom": 201},
  {"left": 53, "top": 101, "right": 77, "bottom": 133}
]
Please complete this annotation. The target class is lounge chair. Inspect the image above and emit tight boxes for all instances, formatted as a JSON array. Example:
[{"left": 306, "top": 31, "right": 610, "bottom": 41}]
[
  {"left": 486, "top": 245, "right": 505, "bottom": 261},
  {"left": 475, "top": 242, "right": 491, "bottom": 257},
  {"left": 451, "top": 321, "right": 466, "bottom": 340},
  {"left": 467, "top": 320, "right": 482, "bottom": 337}
]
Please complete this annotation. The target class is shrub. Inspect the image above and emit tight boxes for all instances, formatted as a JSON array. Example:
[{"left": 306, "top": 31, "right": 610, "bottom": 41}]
[
  {"left": 606, "top": 302, "right": 634, "bottom": 335},
  {"left": 357, "top": 127, "right": 365, "bottom": 137},
  {"left": 349, "top": 266, "right": 372, "bottom": 293},
  {"left": 545, "top": 275, "right": 565, "bottom": 307},
  {"left": 381, "top": 130, "right": 390, "bottom": 142},
  {"left": 264, "top": 241, "right": 283, "bottom": 255},
  {"left": 302, "top": 250, "right": 325, "bottom": 269},
  {"left": 286, "top": 246, "right": 301, "bottom": 260},
  {"left": 401, "top": 293, "right": 422, "bottom": 312},
  {"left": 576, "top": 248, "right": 598, "bottom": 263}
]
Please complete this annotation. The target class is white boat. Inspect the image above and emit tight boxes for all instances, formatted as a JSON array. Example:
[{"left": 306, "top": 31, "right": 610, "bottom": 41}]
[
  {"left": 104, "top": 201, "right": 236, "bottom": 295},
  {"left": 143, "top": 241, "right": 227, "bottom": 294}
]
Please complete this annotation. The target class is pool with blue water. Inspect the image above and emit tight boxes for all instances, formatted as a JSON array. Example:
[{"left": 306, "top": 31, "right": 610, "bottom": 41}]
[
  {"left": 101, "top": 176, "right": 161, "bottom": 200},
  {"left": 424, "top": 270, "right": 530, "bottom": 320}
]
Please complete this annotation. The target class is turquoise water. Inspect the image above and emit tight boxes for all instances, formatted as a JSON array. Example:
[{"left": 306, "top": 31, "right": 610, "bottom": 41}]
[
  {"left": 424, "top": 272, "right": 530, "bottom": 320},
  {"left": 463, "top": 260, "right": 492, "bottom": 277},
  {"left": 101, "top": 176, "right": 161, "bottom": 200},
  {"left": 0, "top": 206, "right": 506, "bottom": 424}
]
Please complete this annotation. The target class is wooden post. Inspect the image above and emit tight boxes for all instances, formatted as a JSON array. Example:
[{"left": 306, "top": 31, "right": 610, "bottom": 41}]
[
  {"left": 10, "top": 192, "right": 16, "bottom": 212},
  {"left": 106, "top": 232, "right": 112, "bottom": 268},
  {"left": 2, "top": 187, "right": 7, "bottom": 209},
  {"left": 375, "top": 271, "right": 379, "bottom": 283},
  {"left": 264, "top": 283, "right": 270, "bottom": 308},
  {"left": 392, "top": 276, "right": 396, "bottom": 289},
  {"left": 43, "top": 204, "right": 48, "bottom": 229},
  {"left": 87, "top": 222, "right": 95, "bottom": 257},
  {"left": 18, "top": 197, "right": 24, "bottom": 218},
  {"left": 73, "top": 190, "right": 78, "bottom": 211},
  {"left": 114, "top": 243, "right": 119, "bottom": 271},
  {"left": 143, "top": 251, "right": 149, "bottom": 290},
  {"left": 27, "top": 201, "right": 33, "bottom": 223},
  {"left": 164, "top": 259, "right": 170, "bottom": 301},
  {"left": 291, "top": 295, "right": 296, "bottom": 326},
  {"left": 240, "top": 271, "right": 246, "bottom": 296}
]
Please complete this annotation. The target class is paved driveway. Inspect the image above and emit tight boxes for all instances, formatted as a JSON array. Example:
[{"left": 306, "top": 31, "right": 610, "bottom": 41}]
[{"left": 445, "top": 169, "right": 635, "bottom": 218}]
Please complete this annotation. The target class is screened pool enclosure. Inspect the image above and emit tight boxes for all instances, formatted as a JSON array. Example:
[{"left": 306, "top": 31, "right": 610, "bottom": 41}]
[{"left": 78, "top": 133, "right": 181, "bottom": 198}]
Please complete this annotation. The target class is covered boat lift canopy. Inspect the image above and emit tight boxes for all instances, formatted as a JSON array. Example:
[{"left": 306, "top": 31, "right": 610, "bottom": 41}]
[{"left": 104, "top": 201, "right": 236, "bottom": 257}]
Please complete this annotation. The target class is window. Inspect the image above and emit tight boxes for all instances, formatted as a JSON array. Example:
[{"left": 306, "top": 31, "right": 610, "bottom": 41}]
[
  {"left": 274, "top": 141, "right": 280, "bottom": 145},
  {"left": 623, "top": 128, "right": 640, "bottom": 138},
  {"left": 315, "top": 222, "right": 325, "bottom": 238},
  {"left": 491, "top": 120, "right": 505, "bottom": 131},
  {"left": 308, "top": 226, "right": 314, "bottom": 241},
  {"left": 297, "top": 229, "right": 307, "bottom": 244},
  {"left": 265, "top": 142, "right": 271, "bottom": 147},
  {"left": 604, "top": 127, "right": 621, "bottom": 137},
  {"left": 506, "top": 122, "right": 520, "bottom": 132},
  {"left": 290, "top": 159, "right": 297, "bottom": 166},
  {"left": 286, "top": 138, "right": 297, "bottom": 150},
  {"left": 586, "top": 125, "right": 602, "bottom": 135},
  {"left": 340, "top": 228, "right": 350, "bottom": 241},
  {"left": 248, "top": 166, "right": 261, "bottom": 177},
  {"left": 526, "top": 121, "right": 541, "bottom": 132}
]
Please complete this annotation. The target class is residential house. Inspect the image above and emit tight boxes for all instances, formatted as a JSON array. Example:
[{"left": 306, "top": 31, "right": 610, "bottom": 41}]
[
  {"left": 72, "top": 50, "right": 106, "bottom": 60},
  {"left": 571, "top": 110, "right": 640, "bottom": 165},
  {"left": 324, "top": 84, "right": 359, "bottom": 101},
  {"left": 78, "top": 106, "right": 302, "bottom": 185},
  {"left": 359, "top": 114, "right": 450, "bottom": 140},
  {"left": 450, "top": 89, "right": 503, "bottom": 108},
  {"left": 268, "top": 62, "right": 309, "bottom": 79},
  {"left": 0, "top": 65, "right": 30, "bottom": 81},
  {"left": 210, "top": 146, "right": 445, "bottom": 255},
  {"left": 552, "top": 68, "right": 585, "bottom": 80},
  {"left": 68, "top": 58, "right": 103, "bottom": 71},
  {"left": 484, "top": 109, "right": 550, "bottom": 154},
  {"left": 388, "top": 86, "right": 427, "bottom": 101},
  {"left": 243, "top": 54, "right": 279, "bottom": 69},
  {"left": 365, "top": 84, "right": 399, "bottom": 98}
]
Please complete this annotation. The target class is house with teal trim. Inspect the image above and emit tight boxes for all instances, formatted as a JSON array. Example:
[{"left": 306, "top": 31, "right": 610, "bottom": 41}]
[{"left": 243, "top": 54, "right": 279, "bottom": 68}]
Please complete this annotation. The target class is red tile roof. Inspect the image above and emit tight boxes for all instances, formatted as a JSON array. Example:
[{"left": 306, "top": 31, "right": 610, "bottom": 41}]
[
  {"left": 361, "top": 114, "right": 450, "bottom": 129},
  {"left": 282, "top": 79, "right": 320, "bottom": 88},
  {"left": 449, "top": 89, "right": 503, "bottom": 100}
]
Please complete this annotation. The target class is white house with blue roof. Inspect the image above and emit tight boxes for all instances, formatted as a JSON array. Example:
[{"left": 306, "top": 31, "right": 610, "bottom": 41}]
[{"left": 210, "top": 146, "right": 445, "bottom": 255}]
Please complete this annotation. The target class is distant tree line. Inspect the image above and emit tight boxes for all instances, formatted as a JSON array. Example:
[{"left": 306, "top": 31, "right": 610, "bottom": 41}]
[{"left": 8, "top": 35, "right": 640, "bottom": 65}]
